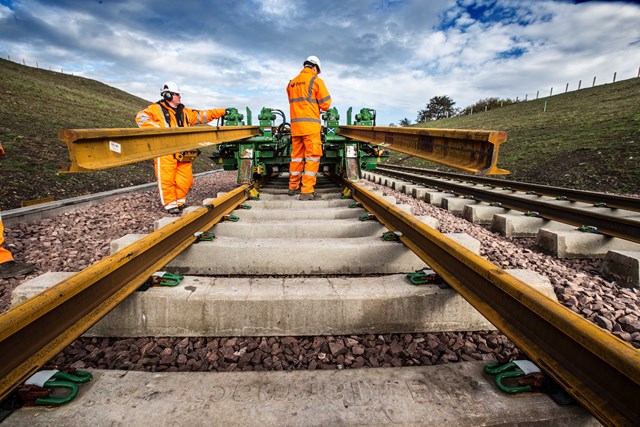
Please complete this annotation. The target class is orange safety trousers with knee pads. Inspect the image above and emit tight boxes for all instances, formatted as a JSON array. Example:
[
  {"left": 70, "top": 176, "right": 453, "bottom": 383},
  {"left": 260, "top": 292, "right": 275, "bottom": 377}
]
[
  {"left": 155, "top": 155, "right": 194, "bottom": 210},
  {"left": 0, "top": 215, "right": 14, "bottom": 264},
  {"left": 289, "top": 134, "right": 322, "bottom": 195}
]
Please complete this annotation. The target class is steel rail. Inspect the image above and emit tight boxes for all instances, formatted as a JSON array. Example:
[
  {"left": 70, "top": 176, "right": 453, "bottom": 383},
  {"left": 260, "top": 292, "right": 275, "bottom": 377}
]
[
  {"left": 378, "top": 164, "right": 640, "bottom": 212},
  {"left": 338, "top": 126, "right": 509, "bottom": 175},
  {"left": 0, "top": 185, "right": 249, "bottom": 402},
  {"left": 58, "top": 126, "right": 260, "bottom": 172},
  {"left": 373, "top": 167, "right": 640, "bottom": 244},
  {"left": 344, "top": 178, "right": 640, "bottom": 427}
]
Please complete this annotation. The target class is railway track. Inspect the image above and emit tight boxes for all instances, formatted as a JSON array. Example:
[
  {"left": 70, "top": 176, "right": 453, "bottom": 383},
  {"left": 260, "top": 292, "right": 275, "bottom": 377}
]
[{"left": 2, "top": 172, "right": 639, "bottom": 425}]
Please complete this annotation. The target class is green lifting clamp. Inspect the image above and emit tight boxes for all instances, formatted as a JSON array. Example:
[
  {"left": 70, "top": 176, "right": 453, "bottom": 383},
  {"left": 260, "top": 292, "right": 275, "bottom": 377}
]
[
  {"left": 194, "top": 231, "right": 216, "bottom": 242},
  {"left": 150, "top": 271, "right": 184, "bottom": 287},
  {"left": 405, "top": 268, "right": 445, "bottom": 286},
  {"left": 382, "top": 231, "right": 403, "bottom": 242},
  {"left": 223, "top": 214, "right": 240, "bottom": 222},
  {"left": 578, "top": 225, "right": 599, "bottom": 234},
  {"left": 19, "top": 370, "right": 93, "bottom": 406},
  {"left": 484, "top": 360, "right": 542, "bottom": 394}
]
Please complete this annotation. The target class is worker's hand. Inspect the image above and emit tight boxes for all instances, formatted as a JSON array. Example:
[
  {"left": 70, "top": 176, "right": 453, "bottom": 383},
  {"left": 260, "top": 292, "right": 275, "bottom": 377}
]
[
  {"left": 0, "top": 143, "right": 5, "bottom": 156},
  {"left": 225, "top": 108, "right": 233, "bottom": 116}
]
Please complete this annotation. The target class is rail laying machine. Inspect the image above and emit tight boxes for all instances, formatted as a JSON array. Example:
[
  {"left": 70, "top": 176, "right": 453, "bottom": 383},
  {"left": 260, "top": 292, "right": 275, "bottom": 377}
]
[{"left": 211, "top": 106, "right": 388, "bottom": 184}]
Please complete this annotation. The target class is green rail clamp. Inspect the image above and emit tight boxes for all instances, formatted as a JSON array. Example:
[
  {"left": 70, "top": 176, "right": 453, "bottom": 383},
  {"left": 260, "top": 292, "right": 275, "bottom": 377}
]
[
  {"left": 405, "top": 268, "right": 450, "bottom": 288},
  {"left": 150, "top": 271, "right": 184, "bottom": 287},
  {"left": 484, "top": 360, "right": 541, "bottom": 394},
  {"left": 382, "top": 231, "right": 403, "bottom": 242},
  {"left": 593, "top": 202, "right": 607, "bottom": 208},
  {"left": 526, "top": 191, "right": 537, "bottom": 195},
  {"left": 195, "top": 231, "right": 216, "bottom": 242},
  {"left": 463, "top": 195, "right": 475, "bottom": 200},
  {"left": 349, "top": 202, "right": 362, "bottom": 208},
  {"left": 578, "top": 225, "right": 599, "bottom": 234},
  {"left": 489, "top": 202, "right": 503, "bottom": 207},
  {"left": 223, "top": 214, "right": 240, "bottom": 222},
  {"left": 502, "top": 186, "right": 511, "bottom": 190},
  {"left": 359, "top": 213, "right": 376, "bottom": 221},
  {"left": 524, "top": 211, "right": 541, "bottom": 218},
  {"left": 19, "top": 369, "right": 93, "bottom": 406},
  {"left": 237, "top": 204, "right": 252, "bottom": 210},
  {"left": 555, "top": 196, "right": 568, "bottom": 201}
]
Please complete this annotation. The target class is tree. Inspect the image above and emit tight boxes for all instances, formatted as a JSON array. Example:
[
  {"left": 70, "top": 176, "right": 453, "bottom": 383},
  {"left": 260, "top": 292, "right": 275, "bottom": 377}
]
[
  {"left": 416, "top": 95, "right": 456, "bottom": 122},
  {"left": 399, "top": 118, "right": 411, "bottom": 127}
]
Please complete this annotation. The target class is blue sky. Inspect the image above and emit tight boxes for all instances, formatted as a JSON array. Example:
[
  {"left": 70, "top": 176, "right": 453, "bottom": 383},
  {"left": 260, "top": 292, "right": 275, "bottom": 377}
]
[{"left": 0, "top": 0, "right": 639, "bottom": 126}]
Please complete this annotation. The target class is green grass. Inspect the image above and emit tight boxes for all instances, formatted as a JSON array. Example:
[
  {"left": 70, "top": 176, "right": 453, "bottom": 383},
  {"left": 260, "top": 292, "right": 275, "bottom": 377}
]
[
  {"left": 404, "top": 78, "right": 640, "bottom": 194},
  {"left": 0, "top": 58, "right": 222, "bottom": 210}
]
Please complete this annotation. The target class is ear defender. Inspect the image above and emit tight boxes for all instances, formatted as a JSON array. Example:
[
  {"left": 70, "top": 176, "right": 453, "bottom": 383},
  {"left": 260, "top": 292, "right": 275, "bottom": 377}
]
[{"left": 163, "top": 91, "right": 173, "bottom": 102}]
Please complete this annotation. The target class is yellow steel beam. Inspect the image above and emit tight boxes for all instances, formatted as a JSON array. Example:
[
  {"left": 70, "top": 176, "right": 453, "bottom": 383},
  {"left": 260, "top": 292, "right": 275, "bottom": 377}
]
[
  {"left": 0, "top": 185, "right": 249, "bottom": 402},
  {"left": 58, "top": 126, "right": 260, "bottom": 172},
  {"left": 345, "top": 178, "right": 640, "bottom": 427},
  {"left": 339, "top": 125, "right": 509, "bottom": 175}
]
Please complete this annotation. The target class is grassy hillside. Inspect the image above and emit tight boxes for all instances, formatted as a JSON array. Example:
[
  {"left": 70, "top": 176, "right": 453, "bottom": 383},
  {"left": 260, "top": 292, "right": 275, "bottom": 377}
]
[
  {"left": 404, "top": 77, "right": 640, "bottom": 194},
  {"left": 0, "top": 59, "right": 219, "bottom": 210}
]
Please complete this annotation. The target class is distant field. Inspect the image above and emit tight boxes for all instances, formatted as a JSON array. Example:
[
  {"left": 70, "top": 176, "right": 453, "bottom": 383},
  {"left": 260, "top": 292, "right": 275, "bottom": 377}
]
[
  {"left": 1, "top": 58, "right": 638, "bottom": 210},
  {"left": 402, "top": 77, "right": 640, "bottom": 195}
]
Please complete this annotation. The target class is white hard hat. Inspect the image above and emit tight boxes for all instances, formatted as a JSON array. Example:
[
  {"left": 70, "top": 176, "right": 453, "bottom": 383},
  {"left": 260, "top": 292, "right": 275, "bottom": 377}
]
[
  {"left": 304, "top": 55, "right": 321, "bottom": 73},
  {"left": 161, "top": 81, "right": 181, "bottom": 96}
]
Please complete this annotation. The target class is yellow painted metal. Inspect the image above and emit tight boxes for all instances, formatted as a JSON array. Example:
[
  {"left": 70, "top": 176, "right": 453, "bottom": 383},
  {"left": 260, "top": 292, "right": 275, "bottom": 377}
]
[
  {"left": 58, "top": 126, "right": 260, "bottom": 172},
  {"left": 0, "top": 185, "right": 249, "bottom": 402},
  {"left": 339, "top": 125, "right": 509, "bottom": 175},
  {"left": 345, "top": 178, "right": 640, "bottom": 427}
]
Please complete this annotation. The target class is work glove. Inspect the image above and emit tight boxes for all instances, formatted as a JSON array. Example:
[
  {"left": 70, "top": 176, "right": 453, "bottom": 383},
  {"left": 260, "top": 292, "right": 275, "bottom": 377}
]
[{"left": 0, "top": 143, "right": 4, "bottom": 156}]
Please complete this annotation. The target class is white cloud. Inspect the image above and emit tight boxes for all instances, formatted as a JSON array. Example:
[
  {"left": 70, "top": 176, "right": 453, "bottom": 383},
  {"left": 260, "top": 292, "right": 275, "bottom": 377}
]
[{"left": 0, "top": 0, "right": 638, "bottom": 125}]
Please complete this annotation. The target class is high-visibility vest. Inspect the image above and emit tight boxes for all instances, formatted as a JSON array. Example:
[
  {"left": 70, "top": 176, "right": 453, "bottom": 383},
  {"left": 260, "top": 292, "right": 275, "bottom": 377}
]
[{"left": 287, "top": 67, "right": 332, "bottom": 136}]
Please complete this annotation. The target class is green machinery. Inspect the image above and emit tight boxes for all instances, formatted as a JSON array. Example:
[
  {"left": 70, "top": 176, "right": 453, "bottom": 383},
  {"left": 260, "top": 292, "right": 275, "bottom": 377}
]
[{"left": 212, "top": 107, "right": 388, "bottom": 184}]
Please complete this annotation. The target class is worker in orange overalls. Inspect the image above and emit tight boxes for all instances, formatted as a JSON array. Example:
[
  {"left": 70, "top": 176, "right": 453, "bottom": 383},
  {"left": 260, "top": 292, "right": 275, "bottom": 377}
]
[
  {"left": 287, "top": 56, "right": 332, "bottom": 200},
  {"left": 135, "top": 82, "right": 228, "bottom": 214},
  {"left": 0, "top": 143, "right": 36, "bottom": 279}
]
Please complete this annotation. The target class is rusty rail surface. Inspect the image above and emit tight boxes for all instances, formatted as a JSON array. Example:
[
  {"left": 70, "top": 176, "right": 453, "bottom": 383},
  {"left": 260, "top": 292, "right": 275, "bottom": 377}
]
[
  {"left": 0, "top": 186, "right": 249, "bottom": 402},
  {"left": 339, "top": 126, "right": 509, "bottom": 175},
  {"left": 58, "top": 126, "right": 260, "bottom": 172},
  {"left": 344, "top": 178, "right": 640, "bottom": 427}
]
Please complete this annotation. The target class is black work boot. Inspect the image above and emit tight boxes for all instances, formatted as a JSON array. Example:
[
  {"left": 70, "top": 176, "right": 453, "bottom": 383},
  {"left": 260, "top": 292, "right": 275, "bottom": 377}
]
[{"left": 0, "top": 260, "right": 36, "bottom": 279}]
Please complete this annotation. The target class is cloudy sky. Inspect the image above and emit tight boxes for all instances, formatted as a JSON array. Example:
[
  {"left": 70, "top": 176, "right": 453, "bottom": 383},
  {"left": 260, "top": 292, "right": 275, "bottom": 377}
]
[{"left": 1, "top": 0, "right": 639, "bottom": 126}]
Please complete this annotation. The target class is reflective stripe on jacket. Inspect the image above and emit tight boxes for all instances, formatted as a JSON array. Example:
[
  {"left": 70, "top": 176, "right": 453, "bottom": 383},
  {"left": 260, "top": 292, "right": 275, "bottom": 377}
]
[
  {"left": 135, "top": 101, "right": 226, "bottom": 128},
  {"left": 287, "top": 67, "right": 331, "bottom": 136}
]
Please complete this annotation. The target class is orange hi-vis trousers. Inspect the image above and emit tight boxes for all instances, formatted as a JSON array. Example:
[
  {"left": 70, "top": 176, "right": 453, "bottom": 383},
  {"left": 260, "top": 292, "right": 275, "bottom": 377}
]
[
  {"left": 289, "top": 134, "right": 322, "bottom": 194},
  {"left": 155, "top": 154, "right": 194, "bottom": 210},
  {"left": 0, "top": 214, "right": 14, "bottom": 264}
]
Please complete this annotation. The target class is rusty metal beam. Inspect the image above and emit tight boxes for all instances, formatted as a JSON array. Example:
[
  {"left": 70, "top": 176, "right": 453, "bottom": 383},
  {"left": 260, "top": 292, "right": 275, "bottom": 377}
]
[
  {"left": 58, "top": 126, "right": 260, "bottom": 172},
  {"left": 0, "top": 186, "right": 249, "bottom": 402},
  {"left": 339, "top": 126, "right": 509, "bottom": 175},
  {"left": 344, "top": 178, "right": 640, "bottom": 427}
]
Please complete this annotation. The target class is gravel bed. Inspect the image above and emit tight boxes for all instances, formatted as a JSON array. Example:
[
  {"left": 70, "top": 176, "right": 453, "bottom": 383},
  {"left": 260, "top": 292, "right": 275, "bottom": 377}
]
[{"left": 1, "top": 172, "right": 638, "bottom": 376}]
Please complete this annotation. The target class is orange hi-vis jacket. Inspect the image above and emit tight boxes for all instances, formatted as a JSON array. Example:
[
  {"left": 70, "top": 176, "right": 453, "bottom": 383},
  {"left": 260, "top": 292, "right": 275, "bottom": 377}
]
[
  {"left": 287, "top": 67, "right": 332, "bottom": 136},
  {"left": 136, "top": 101, "right": 226, "bottom": 129},
  {"left": 135, "top": 101, "right": 226, "bottom": 210}
]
